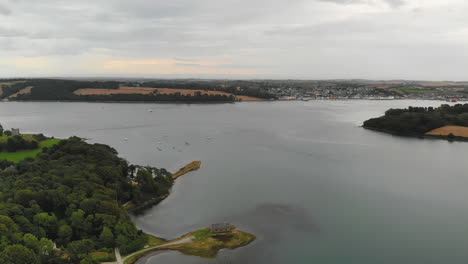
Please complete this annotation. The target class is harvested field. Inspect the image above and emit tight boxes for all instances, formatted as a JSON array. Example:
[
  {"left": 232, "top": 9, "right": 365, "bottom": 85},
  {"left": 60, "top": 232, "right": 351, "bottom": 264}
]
[
  {"left": 236, "top": 95, "right": 262, "bottom": 101},
  {"left": 426, "top": 126, "right": 468, "bottom": 137},
  {"left": 74, "top": 87, "right": 155, "bottom": 95},
  {"left": 74, "top": 86, "right": 263, "bottom": 101},
  {"left": 9, "top": 86, "right": 32, "bottom": 98},
  {"left": 368, "top": 85, "right": 393, "bottom": 89},
  {"left": 0, "top": 81, "right": 23, "bottom": 86},
  {"left": 417, "top": 81, "right": 468, "bottom": 87}
]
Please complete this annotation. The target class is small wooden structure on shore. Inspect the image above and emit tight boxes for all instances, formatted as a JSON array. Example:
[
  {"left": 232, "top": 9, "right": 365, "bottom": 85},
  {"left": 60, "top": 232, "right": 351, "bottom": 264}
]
[
  {"left": 11, "top": 128, "right": 20, "bottom": 136},
  {"left": 211, "top": 223, "right": 231, "bottom": 233}
]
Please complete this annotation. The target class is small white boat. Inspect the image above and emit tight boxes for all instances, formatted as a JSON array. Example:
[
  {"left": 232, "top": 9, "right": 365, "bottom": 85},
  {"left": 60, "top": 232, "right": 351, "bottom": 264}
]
[{"left": 123, "top": 138, "right": 128, "bottom": 141}]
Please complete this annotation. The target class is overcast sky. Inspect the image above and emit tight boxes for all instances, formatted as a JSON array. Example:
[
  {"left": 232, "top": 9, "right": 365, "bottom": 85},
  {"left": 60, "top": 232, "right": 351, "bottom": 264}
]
[{"left": 0, "top": 0, "right": 467, "bottom": 80}]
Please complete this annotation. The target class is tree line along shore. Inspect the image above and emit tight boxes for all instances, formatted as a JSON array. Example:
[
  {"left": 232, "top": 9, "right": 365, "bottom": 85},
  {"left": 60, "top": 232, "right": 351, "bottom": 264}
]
[
  {"left": 0, "top": 79, "right": 275, "bottom": 103},
  {"left": 363, "top": 103, "right": 468, "bottom": 141}
]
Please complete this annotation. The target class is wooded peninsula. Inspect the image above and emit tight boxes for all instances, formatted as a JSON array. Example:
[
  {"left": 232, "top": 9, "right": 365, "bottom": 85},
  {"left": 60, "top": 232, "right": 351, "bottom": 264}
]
[
  {"left": 0, "top": 127, "right": 255, "bottom": 264},
  {"left": 363, "top": 103, "right": 468, "bottom": 141}
]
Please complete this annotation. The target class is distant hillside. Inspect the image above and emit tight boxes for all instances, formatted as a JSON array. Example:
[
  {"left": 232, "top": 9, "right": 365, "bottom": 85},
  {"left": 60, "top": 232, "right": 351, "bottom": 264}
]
[{"left": 0, "top": 79, "right": 271, "bottom": 102}]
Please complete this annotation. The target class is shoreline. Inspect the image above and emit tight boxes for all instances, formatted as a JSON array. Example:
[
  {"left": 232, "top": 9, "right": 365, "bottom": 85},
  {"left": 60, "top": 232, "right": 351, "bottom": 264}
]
[
  {"left": 1, "top": 98, "right": 464, "bottom": 104},
  {"left": 362, "top": 126, "right": 468, "bottom": 142},
  {"left": 122, "top": 228, "right": 256, "bottom": 264},
  {"left": 124, "top": 161, "right": 202, "bottom": 213},
  {"left": 118, "top": 161, "right": 255, "bottom": 264}
]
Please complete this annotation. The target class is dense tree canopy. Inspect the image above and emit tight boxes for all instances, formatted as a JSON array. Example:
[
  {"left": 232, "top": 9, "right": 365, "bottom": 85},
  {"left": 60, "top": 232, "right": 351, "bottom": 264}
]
[
  {"left": 1, "top": 79, "right": 119, "bottom": 100},
  {"left": 363, "top": 104, "right": 468, "bottom": 135},
  {"left": 0, "top": 135, "right": 39, "bottom": 152},
  {"left": 2, "top": 79, "right": 239, "bottom": 102},
  {"left": 0, "top": 137, "right": 174, "bottom": 263}
]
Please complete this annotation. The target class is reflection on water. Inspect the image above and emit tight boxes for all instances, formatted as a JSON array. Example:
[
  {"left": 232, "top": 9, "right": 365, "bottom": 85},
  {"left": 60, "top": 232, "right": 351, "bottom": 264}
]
[{"left": 231, "top": 203, "right": 319, "bottom": 238}]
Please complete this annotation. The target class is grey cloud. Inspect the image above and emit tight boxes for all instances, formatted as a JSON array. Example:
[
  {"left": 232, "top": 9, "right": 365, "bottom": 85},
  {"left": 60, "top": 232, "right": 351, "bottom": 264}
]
[
  {"left": 385, "top": 0, "right": 404, "bottom": 7},
  {"left": 0, "top": 27, "right": 25, "bottom": 37},
  {"left": 318, "top": 0, "right": 363, "bottom": 4},
  {"left": 265, "top": 18, "right": 392, "bottom": 37},
  {"left": 0, "top": 0, "right": 468, "bottom": 79},
  {"left": 318, "top": 0, "right": 405, "bottom": 8},
  {"left": 0, "top": 4, "right": 11, "bottom": 15}
]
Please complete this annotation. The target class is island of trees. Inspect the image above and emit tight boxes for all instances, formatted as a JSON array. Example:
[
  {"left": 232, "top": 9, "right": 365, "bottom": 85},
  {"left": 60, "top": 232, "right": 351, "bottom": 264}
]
[{"left": 363, "top": 103, "right": 468, "bottom": 140}]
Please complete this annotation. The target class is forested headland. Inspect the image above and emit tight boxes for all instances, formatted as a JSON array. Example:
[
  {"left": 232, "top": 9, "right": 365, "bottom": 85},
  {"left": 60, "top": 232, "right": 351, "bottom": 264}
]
[
  {"left": 0, "top": 79, "right": 275, "bottom": 102},
  {"left": 0, "top": 136, "right": 174, "bottom": 264},
  {"left": 363, "top": 104, "right": 468, "bottom": 139}
]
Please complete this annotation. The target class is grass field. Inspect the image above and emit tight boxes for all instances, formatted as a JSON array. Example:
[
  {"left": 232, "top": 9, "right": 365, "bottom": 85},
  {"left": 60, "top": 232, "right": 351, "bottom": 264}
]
[
  {"left": 125, "top": 228, "right": 255, "bottom": 263},
  {"left": 192, "top": 228, "right": 214, "bottom": 242},
  {"left": 426, "top": 126, "right": 468, "bottom": 137},
  {"left": 90, "top": 251, "right": 115, "bottom": 262},
  {"left": 161, "top": 228, "right": 256, "bottom": 258},
  {"left": 0, "top": 137, "right": 62, "bottom": 162},
  {"left": 146, "top": 234, "right": 167, "bottom": 247}
]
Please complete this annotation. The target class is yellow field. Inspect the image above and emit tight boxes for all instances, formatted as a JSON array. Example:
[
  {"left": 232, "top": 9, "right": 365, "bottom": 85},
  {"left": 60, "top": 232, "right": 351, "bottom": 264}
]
[
  {"left": 172, "top": 160, "right": 201, "bottom": 180},
  {"left": 425, "top": 126, "right": 468, "bottom": 137},
  {"left": 8, "top": 85, "right": 263, "bottom": 101},
  {"left": 9, "top": 86, "right": 32, "bottom": 98},
  {"left": 0, "top": 82, "right": 21, "bottom": 86},
  {"left": 74, "top": 86, "right": 263, "bottom": 101},
  {"left": 417, "top": 81, "right": 468, "bottom": 87}
]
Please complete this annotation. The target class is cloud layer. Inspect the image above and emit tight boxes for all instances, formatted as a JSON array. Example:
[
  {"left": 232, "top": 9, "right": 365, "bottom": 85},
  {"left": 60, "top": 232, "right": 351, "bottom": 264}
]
[{"left": 0, "top": 0, "right": 467, "bottom": 79}]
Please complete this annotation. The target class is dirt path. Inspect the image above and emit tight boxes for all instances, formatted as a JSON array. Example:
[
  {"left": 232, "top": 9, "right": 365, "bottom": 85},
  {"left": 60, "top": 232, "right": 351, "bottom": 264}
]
[
  {"left": 105, "top": 236, "right": 194, "bottom": 264},
  {"left": 115, "top": 248, "right": 123, "bottom": 264}
]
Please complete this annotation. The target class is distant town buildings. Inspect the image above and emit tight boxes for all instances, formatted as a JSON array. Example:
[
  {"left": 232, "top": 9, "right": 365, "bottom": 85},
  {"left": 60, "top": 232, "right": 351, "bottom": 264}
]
[{"left": 259, "top": 80, "right": 466, "bottom": 101}]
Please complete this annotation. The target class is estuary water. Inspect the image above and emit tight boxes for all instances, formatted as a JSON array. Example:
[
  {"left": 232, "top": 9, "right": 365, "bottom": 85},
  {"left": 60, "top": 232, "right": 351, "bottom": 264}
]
[{"left": 1, "top": 100, "right": 468, "bottom": 264}]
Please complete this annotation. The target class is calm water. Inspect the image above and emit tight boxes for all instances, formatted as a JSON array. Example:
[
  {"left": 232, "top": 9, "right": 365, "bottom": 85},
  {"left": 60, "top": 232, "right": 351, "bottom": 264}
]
[{"left": 1, "top": 100, "right": 468, "bottom": 264}]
